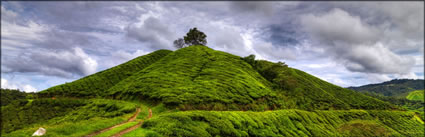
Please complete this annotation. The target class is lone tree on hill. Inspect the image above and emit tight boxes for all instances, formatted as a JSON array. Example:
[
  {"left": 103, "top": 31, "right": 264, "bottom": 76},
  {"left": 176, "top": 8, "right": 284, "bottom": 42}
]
[
  {"left": 174, "top": 27, "right": 207, "bottom": 49},
  {"left": 173, "top": 38, "right": 185, "bottom": 49},
  {"left": 184, "top": 27, "right": 207, "bottom": 46}
]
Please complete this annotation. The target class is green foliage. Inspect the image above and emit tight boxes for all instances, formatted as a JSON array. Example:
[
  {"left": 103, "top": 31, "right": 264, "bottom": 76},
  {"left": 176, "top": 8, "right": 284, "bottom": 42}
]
[
  {"left": 250, "top": 60, "right": 395, "bottom": 110},
  {"left": 349, "top": 79, "right": 424, "bottom": 97},
  {"left": 3, "top": 114, "right": 132, "bottom": 137},
  {"left": 1, "top": 88, "right": 28, "bottom": 106},
  {"left": 122, "top": 128, "right": 157, "bottom": 137},
  {"left": 406, "top": 90, "right": 424, "bottom": 102},
  {"left": 40, "top": 50, "right": 172, "bottom": 98},
  {"left": 1, "top": 99, "right": 137, "bottom": 134},
  {"left": 94, "top": 121, "right": 139, "bottom": 137},
  {"left": 183, "top": 27, "right": 207, "bottom": 46},
  {"left": 173, "top": 38, "right": 185, "bottom": 49},
  {"left": 142, "top": 110, "right": 424, "bottom": 137},
  {"left": 108, "top": 46, "right": 277, "bottom": 110},
  {"left": 337, "top": 120, "right": 401, "bottom": 136},
  {"left": 39, "top": 46, "right": 395, "bottom": 111},
  {"left": 1, "top": 98, "right": 86, "bottom": 133},
  {"left": 362, "top": 92, "right": 424, "bottom": 120}
]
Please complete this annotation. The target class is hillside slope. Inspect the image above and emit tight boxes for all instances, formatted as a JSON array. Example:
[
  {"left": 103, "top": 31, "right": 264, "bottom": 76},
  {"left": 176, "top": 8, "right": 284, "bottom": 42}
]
[
  {"left": 41, "top": 46, "right": 395, "bottom": 110},
  {"left": 249, "top": 59, "right": 395, "bottom": 110},
  {"left": 40, "top": 50, "right": 172, "bottom": 97},
  {"left": 1, "top": 98, "right": 137, "bottom": 135},
  {"left": 142, "top": 110, "right": 424, "bottom": 137},
  {"left": 349, "top": 79, "right": 424, "bottom": 97},
  {"left": 407, "top": 90, "right": 424, "bottom": 102},
  {"left": 108, "top": 46, "right": 276, "bottom": 110}
]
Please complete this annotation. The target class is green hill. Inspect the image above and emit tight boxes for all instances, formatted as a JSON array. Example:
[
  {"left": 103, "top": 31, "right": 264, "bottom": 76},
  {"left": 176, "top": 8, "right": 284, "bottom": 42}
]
[
  {"left": 108, "top": 46, "right": 276, "bottom": 110},
  {"left": 41, "top": 50, "right": 172, "bottom": 97},
  {"left": 41, "top": 46, "right": 394, "bottom": 111},
  {"left": 3, "top": 45, "right": 423, "bottom": 136},
  {"left": 349, "top": 79, "right": 424, "bottom": 98},
  {"left": 407, "top": 90, "right": 424, "bottom": 102}
]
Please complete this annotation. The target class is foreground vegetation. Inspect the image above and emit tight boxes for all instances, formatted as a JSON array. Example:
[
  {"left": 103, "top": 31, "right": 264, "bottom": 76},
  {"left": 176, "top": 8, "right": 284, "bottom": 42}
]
[
  {"left": 1, "top": 89, "right": 30, "bottom": 106},
  {"left": 1, "top": 98, "right": 138, "bottom": 136},
  {"left": 142, "top": 110, "right": 424, "bottom": 137}
]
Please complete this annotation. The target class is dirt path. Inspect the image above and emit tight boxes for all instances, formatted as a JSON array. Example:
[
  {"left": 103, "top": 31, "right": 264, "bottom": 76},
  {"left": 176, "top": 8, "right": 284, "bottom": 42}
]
[
  {"left": 110, "top": 108, "right": 153, "bottom": 137},
  {"left": 83, "top": 108, "right": 141, "bottom": 137}
]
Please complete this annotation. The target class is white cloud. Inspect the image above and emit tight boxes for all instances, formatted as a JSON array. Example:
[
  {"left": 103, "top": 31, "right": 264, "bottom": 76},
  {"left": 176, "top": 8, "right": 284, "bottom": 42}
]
[
  {"left": 301, "top": 8, "right": 379, "bottom": 45},
  {"left": 300, "top": 8, "right": 416, "bottom": 74},
  {"left": 113, "top": 49, "right": 149, "bottom": 61},
  {"left": 1, "top": 78, "right": 37, "bottom": 92}
]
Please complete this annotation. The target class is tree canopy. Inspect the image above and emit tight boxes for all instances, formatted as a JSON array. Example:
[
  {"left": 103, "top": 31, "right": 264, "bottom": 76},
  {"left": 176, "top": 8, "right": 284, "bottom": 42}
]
[{"left": 174, "top": 27, "right": 207, "bottom": 49}]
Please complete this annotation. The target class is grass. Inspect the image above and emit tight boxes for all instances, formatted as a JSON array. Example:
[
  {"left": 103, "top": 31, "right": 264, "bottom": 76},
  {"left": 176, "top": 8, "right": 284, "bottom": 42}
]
[
  {"left": 406, "top": 90, "right": 424, "bottom": 102},
  {"left": 94, "top": 121, "right": 140, "bottom": 137},
  {"left": 122, "top": 128, "right": 158, "bottom": 137}
]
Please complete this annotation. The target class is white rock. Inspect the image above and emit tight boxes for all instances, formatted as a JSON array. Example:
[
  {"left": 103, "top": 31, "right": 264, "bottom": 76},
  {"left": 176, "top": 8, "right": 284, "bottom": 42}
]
[{"left": 32, "top": 127, "right": 46, "bottom": 136}]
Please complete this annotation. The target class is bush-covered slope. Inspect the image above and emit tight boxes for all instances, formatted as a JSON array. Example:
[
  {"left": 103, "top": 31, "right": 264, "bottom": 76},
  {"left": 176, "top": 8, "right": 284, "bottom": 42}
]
[
  {"left": 1, "top": 98, "right": 137, "bottom": 134},
  {"left": 108, "top": 46, "right": 277, "bottom": 110},
  {"left": 349, "top": 79, "right": 424, "bottom": 97},
  {"left": 249, "top": 60, "right": 396, "bottom": 110},
  {"left": 1, "top": 89, "right": 28, "bottom": 106},
  {"left": 40, "top": 46, "right": 395, "bottom": 111},
  {"left": 1, "top": 99, "right": 85, "bottom": 133},
  {"left": 40, "top": 50, "right": 172, "bottom": 97},
  {"left": 107, "top": 46, "right": 394, "bottom": 110},
  {"left": 142, "top": 110, "right": 424, "bottom": 137},
  {"left": 407, "top": 90, "right": 424, "bottom": 102}
]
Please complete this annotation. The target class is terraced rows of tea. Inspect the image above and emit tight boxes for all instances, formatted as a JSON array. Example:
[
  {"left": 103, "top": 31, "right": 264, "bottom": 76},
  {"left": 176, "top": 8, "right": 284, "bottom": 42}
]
[{"left": 41, "top": 50, "right": 172, "bottom": 97}]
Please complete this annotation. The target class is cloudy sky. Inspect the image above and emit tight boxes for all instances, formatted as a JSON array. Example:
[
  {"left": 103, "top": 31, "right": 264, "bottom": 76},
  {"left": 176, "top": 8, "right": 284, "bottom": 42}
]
[{"left": 1, "top": 1, "right": 424, "bottom": 92}]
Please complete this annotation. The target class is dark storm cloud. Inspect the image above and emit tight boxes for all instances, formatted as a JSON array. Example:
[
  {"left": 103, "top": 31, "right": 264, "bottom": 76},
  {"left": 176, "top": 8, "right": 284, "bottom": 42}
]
[
  {"left": 229, "top": 2, "right": 277, "bottom": 16},
  {"left": 2, "top": 48, "right": 98, "bottom": 78},
  {"left": 263, "top": 25, "right": 300, "bottom": 47},
  {"left": 125, "top": 17, "right": 176, "bottom": 49},
  {"left": 35, "top": 29, "right": 95, "bottom": 50},
  {"left": 13, "top": 1, "right": 139, "bottom": 33}
]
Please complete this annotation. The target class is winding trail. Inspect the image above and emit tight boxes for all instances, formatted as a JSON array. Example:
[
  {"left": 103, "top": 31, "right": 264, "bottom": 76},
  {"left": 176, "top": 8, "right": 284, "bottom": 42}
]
[
  {"left": 111, "top": 109, "right": 153, "bottom": 137},
  {"left": 83, "top": 107, "right": 141, "bottom": 137}
]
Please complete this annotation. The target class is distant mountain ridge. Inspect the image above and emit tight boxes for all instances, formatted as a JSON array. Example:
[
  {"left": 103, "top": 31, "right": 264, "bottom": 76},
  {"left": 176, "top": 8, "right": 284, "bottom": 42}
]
[{"left": 348, "top": 79, "right": 424, "bottom": 97}]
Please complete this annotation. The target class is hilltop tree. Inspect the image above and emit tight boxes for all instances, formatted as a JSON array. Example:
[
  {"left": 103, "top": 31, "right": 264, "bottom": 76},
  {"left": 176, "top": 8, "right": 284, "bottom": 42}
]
[
  {"left": 184, "top": 27, "right": 207, "bottom": 46},
  {"left": 173, "top": 27, "right": 208, "bottom": 49},
  {"left": 173, "top": 38, "right": 185, "bottom": 49}
]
